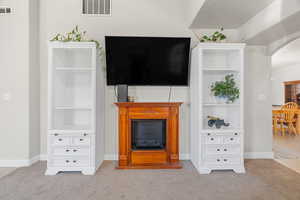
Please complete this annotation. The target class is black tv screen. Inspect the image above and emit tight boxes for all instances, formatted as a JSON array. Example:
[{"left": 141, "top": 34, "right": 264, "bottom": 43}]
[{"left": 105, "top": 36, "right": 191, "bottom": 86}]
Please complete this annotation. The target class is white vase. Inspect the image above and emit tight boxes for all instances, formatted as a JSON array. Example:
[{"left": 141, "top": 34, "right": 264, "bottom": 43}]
[{"left": 215, "top": 96, "right": 227, "bottom": 104}]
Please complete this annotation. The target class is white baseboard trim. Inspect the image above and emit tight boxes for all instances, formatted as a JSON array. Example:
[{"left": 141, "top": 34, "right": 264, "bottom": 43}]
[
  {"left": 179, "top": 154, "right": 190, "bottom": 160},
  {"left": 244, "top": 152, "right": 274, "bottom": 159},
  {"left": 0, "top": 155, "right": 40, "bottom": 167},
  {"left": 104, "top": 154, "right": 118, "bottom": 160},
  {"left": 39, "top": 154, "right": 47, "bottom": 161}
]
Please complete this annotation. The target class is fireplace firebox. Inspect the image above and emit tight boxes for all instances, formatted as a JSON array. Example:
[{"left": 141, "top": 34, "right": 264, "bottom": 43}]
[{"left": 132, "top": 119, "right": 166, "bottom": 150}]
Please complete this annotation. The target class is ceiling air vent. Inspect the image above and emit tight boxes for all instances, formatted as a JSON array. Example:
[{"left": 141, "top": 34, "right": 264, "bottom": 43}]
[
  {"left": 0, "top": 7, "right": 11, "bottom": 14},
  {"left": 82, "top": 0, "right": 111, "bottom": 15}
]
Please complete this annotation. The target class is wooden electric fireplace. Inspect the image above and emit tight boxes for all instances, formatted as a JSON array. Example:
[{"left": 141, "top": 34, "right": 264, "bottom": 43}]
[{"left": 115, "top": 102, "right": 182, "bottom": 169}]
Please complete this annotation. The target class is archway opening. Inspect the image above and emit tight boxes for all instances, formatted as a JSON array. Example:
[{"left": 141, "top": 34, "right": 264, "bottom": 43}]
[{"left": 271, "top": 38, "right": 300, "bottom": 173}]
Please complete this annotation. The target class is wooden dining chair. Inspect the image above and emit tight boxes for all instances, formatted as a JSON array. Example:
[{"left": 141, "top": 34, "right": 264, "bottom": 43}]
[
  {"left": 272, "top": 110, "right": 280, "bottom": 135},
  {"left": 279, "top": 102, "right": 298, "bottom": 135}
]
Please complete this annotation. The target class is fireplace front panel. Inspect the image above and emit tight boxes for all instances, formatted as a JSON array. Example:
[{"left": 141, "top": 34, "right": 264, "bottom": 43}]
[{"left": 131, "top": 119, "right": 166, "bottom": 150}]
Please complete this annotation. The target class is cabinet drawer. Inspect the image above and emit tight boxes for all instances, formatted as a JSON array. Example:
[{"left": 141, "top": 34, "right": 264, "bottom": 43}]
[
  {"left": 223, "top": 136, "right": 240, "bottom": 144},
  {"left": 50, "top": 136, "right": 72, "bottom": 146},
  {"left": 51, "top": 157, "right": 89, "bottom": 167},
  {"left": 52, "top": 147, "right": 90, "bottom": 156},
  {"left": 205, "top": 136, "right": 222, "bottom": 144},
  {"left": 205, "top": 156, "right": 241, "bottom": 165},
  {"left": 205, "top": 145, "right": 240, "bottom": 155},
  {"left": 73, "top": 136, "right": 91, "bottom": 146}
]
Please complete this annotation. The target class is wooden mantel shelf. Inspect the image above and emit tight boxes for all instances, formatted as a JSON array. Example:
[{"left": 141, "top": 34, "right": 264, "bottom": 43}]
[
  {"left": 114, "top": 102, "right": 183, "bottom": 107},
  {"left": 115, "top": 102, "right": 183, "bottom": 169}
]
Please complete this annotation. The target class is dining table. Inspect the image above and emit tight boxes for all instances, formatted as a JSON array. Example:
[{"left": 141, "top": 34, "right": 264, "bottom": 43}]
[{"left": 272, "top": 109, "right": 300, "bottom": 134}]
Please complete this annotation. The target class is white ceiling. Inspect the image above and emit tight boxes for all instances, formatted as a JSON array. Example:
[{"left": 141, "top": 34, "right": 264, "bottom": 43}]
[
  {"left": 272, "top": 38, "right": 300, "bottom": 68},
  {"left": 191, "top": 0, "right": 275, "bottom": 28}
]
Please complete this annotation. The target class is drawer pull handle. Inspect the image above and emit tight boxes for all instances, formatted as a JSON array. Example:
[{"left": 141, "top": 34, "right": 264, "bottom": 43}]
[
  {"left": 207, "top": 133, "right": 211, "bottom": 136},
  {"left": 234, "top": 133, "right": 238, "bottom": 136},
  {"left": 80, "top": 139, "right": 84, "bottom": 141},
  {"left": 54, "top": 133, "right": 59, "bottom": 136},
  {"left": 66, "top": 160, "right": 70, "bottom": 163},
  {"left": 73, "top": 160, "right": 77, "bottom": 163},
  {"left": 230, "top": 138, "right": 234, "bottom": 141},
  {"left": 224, "top": 149, "right": 227, "bottom": 152},
  {"left": 66, "top": 149, "right": 70, "bottom": 152},
  {"left": 210, "top": 138, "right": 214, "bottom": 141},
  {"left": 224, "top": 159, "right": 228, "bottom": 162},
  {"left": 58, "top": 139, "right": 63, "bottom": 141},
  {"left": 84, "top": 133, "right": 88, "bottom": 136},
  {"left": 217, "top": 159, "right": 220, "bottom": 162},
  {"left": 73, "top": 149, "right": 77, "bottom": 152},
  {"left": 217, "top": 149, "right": 220, "bottom": 151}
]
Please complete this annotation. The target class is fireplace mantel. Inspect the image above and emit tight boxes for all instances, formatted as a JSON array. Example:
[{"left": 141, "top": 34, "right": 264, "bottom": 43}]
[{"left": 115, "top": 102, "right": 182, "bottom": 169}]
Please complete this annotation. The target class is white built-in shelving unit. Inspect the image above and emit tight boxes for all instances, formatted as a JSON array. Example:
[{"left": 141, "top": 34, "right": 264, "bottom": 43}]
[
  {"left": 46, "top": 42, "right": 105, "bottom": 175},
  {"left": 190, "top": 43, "right": 245, "bottom": 174}
]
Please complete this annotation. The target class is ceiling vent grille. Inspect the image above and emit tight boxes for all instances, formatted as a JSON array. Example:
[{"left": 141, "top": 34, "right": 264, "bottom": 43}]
[{"left": 82, "top": 0, "right": 111, "bottom": 15}]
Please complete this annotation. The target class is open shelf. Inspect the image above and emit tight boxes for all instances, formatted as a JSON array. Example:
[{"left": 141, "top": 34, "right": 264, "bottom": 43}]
[
  {"left": 51, "top": 109, "right": 92, "bottom": 130},
  {"left": 53, "top": 48, "right": 93, "bottom": 69},
  {"left": 202, "top": 106, "right": 241, "bottom": 130}
]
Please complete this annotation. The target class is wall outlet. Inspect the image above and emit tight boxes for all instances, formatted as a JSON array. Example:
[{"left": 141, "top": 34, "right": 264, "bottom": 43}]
[{"left": 2, "top": 92, "right": 11, "bottom": 101}]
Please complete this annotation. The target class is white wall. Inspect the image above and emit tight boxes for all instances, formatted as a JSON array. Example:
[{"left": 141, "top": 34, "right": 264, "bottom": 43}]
[
  {"left": 244, "top": 46, "right": 273, "bottom": 155},
  {"left": 0, "top": 0, "right": 40, "bottom": 163},
  {"left": 39, "top": 0, "right": 196, "bottom": 157},
  {"left": 271, "top": 65, "right": 300, "bottom": 105},
  {"left": 0, "top": 0, "right": 273, "bottom": 163},
  {"left": 39, "top": 0, "right": 274, "bottom": 159},
  {"left": 29, "top": 0, "right": 40, "bottom": 159}
]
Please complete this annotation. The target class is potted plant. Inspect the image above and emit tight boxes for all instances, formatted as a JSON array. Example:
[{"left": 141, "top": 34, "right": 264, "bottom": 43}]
[
  {"left": 210, "top": 74, "right": 239, "bottom": 103},
  {"left": 50, "top": 25, "right": 103, "bottom": 53},
  {"left": 199, "top": 27, "right": 227, "bottom": 43}
]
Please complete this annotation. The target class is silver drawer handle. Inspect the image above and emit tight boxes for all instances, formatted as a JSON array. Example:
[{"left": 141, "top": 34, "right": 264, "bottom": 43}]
[
  {"left": 66, "top": 160, "right": 70, "bottom": 163},
  {"left": 217, "top": 159, "right": 220, "bottom": 162},
  {"left": 80, "top": 139, "right": 84, "bottom": 141},
  {"left": 54, "top": 133, "right": 59, "bottom": 136},
  {"left": 234, "top": 133, "right": 238, "bottom": 136},
  {"left": 217, "top": 149, "right": 220, "bottom": 151},
  {"left": 73, "top": 149, "right": 77, "bottom": 152},
  {"left": 58, "top": 138, "right": 63, "bottom": 141},
  {"left": 224, "top": 159, "right": 228, "bottom": 162},
  {"left": 73, "top": 160, "right": 77, "bottom": 163},
  {"left": 83, "top": 133, "right": 88, "bottom": 136},
  {"left": 224, "top": 149, "right": 227, "bottom": 152},
  {"left": 210, "top": 138, "right": 214, "bottom": 141},
  {"left": 66, "top": 149, "right": 70, "bottom": 152},
  {"left": 230, "top": 138, "right": 234, "bottom": 141},
  {"left": 207, "top": 133, "right": 211, "bottom": 136}
]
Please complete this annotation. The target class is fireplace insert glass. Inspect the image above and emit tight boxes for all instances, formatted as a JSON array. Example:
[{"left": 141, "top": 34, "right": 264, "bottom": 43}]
[{"left": 132, "top": 119, "right": 166, "bottom": 150}]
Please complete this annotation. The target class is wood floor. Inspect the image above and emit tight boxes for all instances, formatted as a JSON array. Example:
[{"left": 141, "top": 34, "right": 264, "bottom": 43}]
[{"left": 273, "top": 133, "right": 300, "bottom": 173}]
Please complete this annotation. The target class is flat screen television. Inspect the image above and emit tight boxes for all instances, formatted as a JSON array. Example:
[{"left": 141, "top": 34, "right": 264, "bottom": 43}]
[{"left": 105, "top": 36, "right": 191, "bottom": 86}]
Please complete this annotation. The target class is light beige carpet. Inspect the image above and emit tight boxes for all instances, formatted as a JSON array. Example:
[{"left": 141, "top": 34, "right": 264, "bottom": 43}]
[
  {"left": 0, "top": 160, "right": 300, "bottom": 200},
  {"left": 0, "top": 168, "right": 16, "bottom": 179}
]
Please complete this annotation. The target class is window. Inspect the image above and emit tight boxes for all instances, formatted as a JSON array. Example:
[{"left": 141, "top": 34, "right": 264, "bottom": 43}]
[{"left": 82, "top": 0, "right": 111, "bottom": 15}]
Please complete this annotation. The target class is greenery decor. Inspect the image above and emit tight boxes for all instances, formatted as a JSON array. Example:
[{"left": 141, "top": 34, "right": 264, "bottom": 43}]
[
  {"left": 211, "top": 74, "right": 239, "bottom": 103},
  {"left": 200, "top": 27, "right": 227, "bottom": 43},
  {"left": 50, "top": 25, "right": 102, "bottom": 52}
]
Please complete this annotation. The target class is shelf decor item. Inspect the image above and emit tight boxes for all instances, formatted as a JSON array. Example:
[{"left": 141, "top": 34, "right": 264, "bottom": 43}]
[
  {"left": 190, "top": 43, "right": 245, "bottom": 174},
  {"left": 211, "top": 74, "right": 240, "bottom": 103},
  {"left": 50, "top": 25, "right": 102, "bottom": 53},
  {"left": 199, "top": 28, "right": 227, "bottom": 43},
  {"left": 207, "top": 116, "right": 230, "bottom": 129}
]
